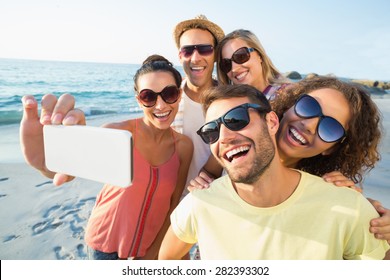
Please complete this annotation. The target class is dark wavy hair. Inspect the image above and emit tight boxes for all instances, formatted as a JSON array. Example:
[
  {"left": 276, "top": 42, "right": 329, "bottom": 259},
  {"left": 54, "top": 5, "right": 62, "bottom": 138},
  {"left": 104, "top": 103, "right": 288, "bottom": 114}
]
[
  {"left": 133, "top": 54, "right": 182, "bottom": 92},
  {"left": 271, "top": 76, "right": 382, "bottom": 183}
]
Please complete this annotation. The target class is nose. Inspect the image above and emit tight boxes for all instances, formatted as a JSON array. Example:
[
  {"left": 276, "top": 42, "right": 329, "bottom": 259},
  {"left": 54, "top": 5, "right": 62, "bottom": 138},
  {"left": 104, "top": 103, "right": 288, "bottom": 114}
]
[
  {"left": 190, "top": 50, "right": 202, "bottom": 62},
  {"left": 301, "top": 117, "right": 319, "bottom": 135},
  {"left": 218, "top": 123, "right": 236, "bottom": 143},
  {"left": 154, "top": 95, "right": 167, "bottom": 109}
]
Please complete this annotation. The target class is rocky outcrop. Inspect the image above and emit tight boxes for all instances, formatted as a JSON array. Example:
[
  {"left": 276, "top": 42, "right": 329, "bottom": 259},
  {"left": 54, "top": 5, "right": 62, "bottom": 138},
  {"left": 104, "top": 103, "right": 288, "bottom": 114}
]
[
  {"left": 285, "top": 71, "right": 302, "bottom": 80},
  {"left": 351, "top": 79, "right": 390, "bottom": 90}
]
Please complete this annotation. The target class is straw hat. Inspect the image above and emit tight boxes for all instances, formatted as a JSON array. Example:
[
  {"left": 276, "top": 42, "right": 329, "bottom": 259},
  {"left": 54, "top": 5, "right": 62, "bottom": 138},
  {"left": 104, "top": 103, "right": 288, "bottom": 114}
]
[{"left": 173, "top": 15, "right": 225, "bottom": 49}]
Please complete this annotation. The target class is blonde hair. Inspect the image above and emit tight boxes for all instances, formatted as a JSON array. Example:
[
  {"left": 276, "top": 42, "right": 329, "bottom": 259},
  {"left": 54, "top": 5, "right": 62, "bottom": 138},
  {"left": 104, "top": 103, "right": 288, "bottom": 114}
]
[{"left": 216, "top": 29, "right": 287, "bottom": 87}]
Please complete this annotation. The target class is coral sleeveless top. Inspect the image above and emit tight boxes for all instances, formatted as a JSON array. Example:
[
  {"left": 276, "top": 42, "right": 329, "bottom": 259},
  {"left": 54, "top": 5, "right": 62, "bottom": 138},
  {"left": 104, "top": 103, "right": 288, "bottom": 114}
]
[{"left": 85, "top": 119, "right": 180, "bottom": 258}]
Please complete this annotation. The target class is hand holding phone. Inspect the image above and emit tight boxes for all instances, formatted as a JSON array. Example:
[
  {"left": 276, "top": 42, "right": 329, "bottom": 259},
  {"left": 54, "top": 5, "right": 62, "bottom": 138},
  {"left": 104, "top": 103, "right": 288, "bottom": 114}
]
[{"left": 43, "top": 125, "right": 133, "bottom": 187}]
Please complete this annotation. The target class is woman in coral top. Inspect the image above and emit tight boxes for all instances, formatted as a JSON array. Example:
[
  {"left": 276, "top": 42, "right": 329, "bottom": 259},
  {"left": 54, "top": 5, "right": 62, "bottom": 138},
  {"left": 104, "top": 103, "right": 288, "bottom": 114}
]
[{"left": 20, "top": 55, "right": 193, "bottom": 259}]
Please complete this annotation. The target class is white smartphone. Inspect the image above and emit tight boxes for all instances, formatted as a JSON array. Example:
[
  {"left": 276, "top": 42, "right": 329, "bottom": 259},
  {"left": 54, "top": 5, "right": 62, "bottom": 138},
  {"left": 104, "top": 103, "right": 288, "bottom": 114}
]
[{"left": 43, "top": 125, "right": 133, "bottom": 187}]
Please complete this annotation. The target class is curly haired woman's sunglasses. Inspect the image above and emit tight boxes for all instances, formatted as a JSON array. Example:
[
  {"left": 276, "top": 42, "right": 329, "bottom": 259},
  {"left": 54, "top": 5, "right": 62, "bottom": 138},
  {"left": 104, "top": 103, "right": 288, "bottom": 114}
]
[
  {"left": 138, "top": 85, "right": 180, "bottom": 107},
  {"left": 219, "top": 47, "right": 255, "bottom": 74},
  {"left": 294, "top": 94, "right": 346, "bottom": 143}
]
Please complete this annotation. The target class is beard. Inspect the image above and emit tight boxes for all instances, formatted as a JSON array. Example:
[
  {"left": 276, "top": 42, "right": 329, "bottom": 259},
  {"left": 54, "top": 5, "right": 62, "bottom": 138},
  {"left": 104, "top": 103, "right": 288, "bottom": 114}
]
[{"left": 224, "top": 129, "right": 275, "bottom": 184}]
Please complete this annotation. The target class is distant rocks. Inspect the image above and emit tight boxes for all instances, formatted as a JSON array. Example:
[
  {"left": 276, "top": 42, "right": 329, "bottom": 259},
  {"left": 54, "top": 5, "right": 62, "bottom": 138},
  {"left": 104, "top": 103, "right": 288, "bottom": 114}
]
[
  {"left": 282, "top": 70, "right": 389, "bottom": 96},
  {"left": 351, "top": 79, "right": 390, "bottom": 90},
  {"left": 284, "top": 71, "right": 302, "bottom": 80}
]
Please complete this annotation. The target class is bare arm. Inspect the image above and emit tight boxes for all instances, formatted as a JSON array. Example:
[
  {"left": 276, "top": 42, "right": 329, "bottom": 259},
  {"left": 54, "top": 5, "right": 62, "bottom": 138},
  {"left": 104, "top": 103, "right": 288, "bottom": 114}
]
[
  {"left": 20, "top": 94, "right": 86, "bottom": 185},
  {"left": 159, "top": 226, "right": 194, "bottom": 260}
]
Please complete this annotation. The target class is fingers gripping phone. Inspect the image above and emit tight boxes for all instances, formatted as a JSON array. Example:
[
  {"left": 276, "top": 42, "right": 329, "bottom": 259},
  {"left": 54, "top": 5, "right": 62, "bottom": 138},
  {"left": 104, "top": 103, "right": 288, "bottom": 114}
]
[{"left": 43, "top": 125, "right": 133, "bottom": 187}]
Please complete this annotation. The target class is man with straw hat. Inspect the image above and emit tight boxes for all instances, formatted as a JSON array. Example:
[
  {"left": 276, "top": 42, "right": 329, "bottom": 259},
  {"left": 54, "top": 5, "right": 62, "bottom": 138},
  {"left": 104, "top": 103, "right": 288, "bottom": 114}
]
[{"left": 172, "top": 15, "right": 224, "bottom": 190}]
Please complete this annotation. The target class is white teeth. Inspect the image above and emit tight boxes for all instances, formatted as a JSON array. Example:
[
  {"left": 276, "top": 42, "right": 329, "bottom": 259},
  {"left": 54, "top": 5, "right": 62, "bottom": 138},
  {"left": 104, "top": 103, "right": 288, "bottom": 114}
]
[
  {"left": 155, "top": 111, "right": 170, "bottom": 118},
  {"left": 235, "top": 72, "right": 247, "bottom": 80},
  {"left": 226, "top": 146, "right": 250, "bottom": 161},
  {"left": 290, "top": 127, "right": 307, "bottom": 144},
  {"left": 191, "top": 66, "right": 204, "bottom": 71}
]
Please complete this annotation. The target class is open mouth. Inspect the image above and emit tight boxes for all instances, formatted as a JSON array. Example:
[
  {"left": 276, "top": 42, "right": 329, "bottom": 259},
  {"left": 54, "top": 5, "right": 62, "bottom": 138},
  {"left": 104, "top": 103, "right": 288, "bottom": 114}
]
[
  {"left": 191, "top": 66, "right": 206, "bottom": 72},
  {"left": 234, "top": 71, "right": 248, "bottom": 81},
  {"left": 224, "top": 145, "right": 250, "bottom": 162},
  {"left": 154, "top": 111, "right": 171, "bottom": 119},
  {"left": 289, "top": 127, "right": 307, "bottom": 145}
]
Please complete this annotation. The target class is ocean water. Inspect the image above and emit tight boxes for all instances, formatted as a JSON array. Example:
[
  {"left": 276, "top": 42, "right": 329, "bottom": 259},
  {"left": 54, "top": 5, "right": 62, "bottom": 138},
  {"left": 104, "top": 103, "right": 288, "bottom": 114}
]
[
  {"left": 0, "top": 58, "right": 152, "bottom": 126},
  {"left": 1, "top": 58, "right": 388, "bottom": 127}
]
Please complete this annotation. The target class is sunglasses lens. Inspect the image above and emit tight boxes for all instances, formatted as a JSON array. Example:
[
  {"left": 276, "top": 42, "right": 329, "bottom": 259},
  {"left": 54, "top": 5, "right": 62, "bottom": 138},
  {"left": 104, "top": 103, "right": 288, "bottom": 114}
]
[
  {"left": 197, "top": 45, "right": 214, "bottom": 56},
  {"left": 224, "top": 107, "right": 250, "bottom": 130},
  {"left": 232, "top": 48, "right": 251, "bottom": 64},
  {"left": 198, "top": 122, "right": 219, "bottom": 144},
  {"left": 318, "top": 117, "right": 345, "bottom": 142},
  {"left": 180, "top": 46, "right": 195, "bottom": 57},
  {"left": 139, "top": 90, "right": 157, "bottom": 107},
  {"left": 220, "top": 59, "right": 232, "bottom": 73},
  {"left": 161, "top": 86, "right": 180, "bottom": 104},
  {"left": 295, "top": 95, "right": 321, "bottom": 118}
]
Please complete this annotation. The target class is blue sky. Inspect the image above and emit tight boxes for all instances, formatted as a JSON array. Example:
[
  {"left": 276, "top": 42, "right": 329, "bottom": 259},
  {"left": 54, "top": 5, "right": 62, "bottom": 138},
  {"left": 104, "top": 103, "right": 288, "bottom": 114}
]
[{"left": 1, "top": 0, "right": 389, "bottom": 80}]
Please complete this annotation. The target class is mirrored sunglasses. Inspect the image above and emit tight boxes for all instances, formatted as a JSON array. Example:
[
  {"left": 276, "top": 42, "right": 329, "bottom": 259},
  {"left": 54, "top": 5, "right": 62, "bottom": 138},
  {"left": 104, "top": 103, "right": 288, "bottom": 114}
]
[
  {"left": 197, "top": 103, "right": 270, "bottom": 144},
  {"left": 294, "top": 94, "right": 346, "bottom": 143},
  {"left": 138, "top": 85, "right": 180, "bottom": 108},
  {"left": 219, "top": 47, "right": 255, "bottom": 74},
  {"left": 180, "top": 44, "right": 214, "bottom": 58}
]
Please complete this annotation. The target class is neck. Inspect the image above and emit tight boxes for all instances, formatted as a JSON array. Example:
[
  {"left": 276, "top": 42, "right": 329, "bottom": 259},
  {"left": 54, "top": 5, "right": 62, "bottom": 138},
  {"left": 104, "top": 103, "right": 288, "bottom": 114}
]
[
  {"left": 140, "top": 117, "right": 171, "bottom": 142},
  {"left": 253, "top": 79, "right": 269, "bottom": 93},
  {"left": 184, "top": 79, "right": 215, "bottom": 103},
  {"left": 232, "top": 161, "right": 300, "bottom": 208}
]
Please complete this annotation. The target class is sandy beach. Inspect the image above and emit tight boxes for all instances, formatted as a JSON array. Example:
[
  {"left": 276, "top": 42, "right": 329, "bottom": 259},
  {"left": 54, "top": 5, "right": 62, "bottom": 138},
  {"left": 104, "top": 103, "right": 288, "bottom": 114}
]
[{"left": 1, "top": 99, "right": 390, "bottom": 260}]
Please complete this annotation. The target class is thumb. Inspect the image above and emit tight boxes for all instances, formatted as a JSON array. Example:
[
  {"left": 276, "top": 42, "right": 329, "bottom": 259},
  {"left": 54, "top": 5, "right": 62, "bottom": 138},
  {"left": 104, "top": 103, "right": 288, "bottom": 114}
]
[{"left": 21, "top": 95, "right": 39, "bottom": 122}]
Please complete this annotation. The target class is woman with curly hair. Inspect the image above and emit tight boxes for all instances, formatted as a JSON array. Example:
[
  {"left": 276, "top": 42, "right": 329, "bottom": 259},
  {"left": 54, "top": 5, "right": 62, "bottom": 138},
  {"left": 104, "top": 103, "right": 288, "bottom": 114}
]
[{"left": 272, "top": 76, "right": 381, "bottom": 184}]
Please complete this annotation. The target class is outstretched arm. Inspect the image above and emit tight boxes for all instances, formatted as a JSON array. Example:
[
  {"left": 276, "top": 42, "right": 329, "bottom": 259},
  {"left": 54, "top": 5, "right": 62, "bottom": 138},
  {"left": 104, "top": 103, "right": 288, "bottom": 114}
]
[{"left": 20, "top": 94, "right": 86, "bottom": 185}]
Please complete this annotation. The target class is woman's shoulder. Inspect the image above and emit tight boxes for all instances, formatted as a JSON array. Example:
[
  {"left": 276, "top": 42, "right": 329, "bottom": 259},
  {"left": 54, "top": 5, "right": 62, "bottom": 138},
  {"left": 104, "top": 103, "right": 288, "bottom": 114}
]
[
  {"left": 173, "top": 130, "right": 193, "bottom": 154},
  {"left": 102, "top": 119, "right": 136, "bottom": 133}
]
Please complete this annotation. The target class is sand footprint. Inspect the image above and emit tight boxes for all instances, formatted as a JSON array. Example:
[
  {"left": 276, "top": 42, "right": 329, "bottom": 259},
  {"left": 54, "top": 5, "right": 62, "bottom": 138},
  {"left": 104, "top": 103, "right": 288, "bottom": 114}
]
[
  {"left": 54, "top": 246, "right": 75, "bottom": 260},
  {"left": 3, "top": 234, "right": 20, "bottom": 243},
  {"left": 35, "top": 180, "right": 53, "bottom": 188},
  {"left": 32, "top": 220, "right": 63, "bottom": 235}
]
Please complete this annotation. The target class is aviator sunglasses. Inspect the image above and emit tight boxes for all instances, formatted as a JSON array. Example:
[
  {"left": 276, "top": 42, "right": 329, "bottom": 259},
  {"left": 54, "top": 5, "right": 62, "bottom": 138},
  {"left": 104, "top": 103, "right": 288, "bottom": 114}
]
[
  {"left": 219, "top": 47, "right": 255, "bottom": 74},
  {"left": 180, "top": 44, "right": 214, "bottom": 58},
  {"left": 197, "top": 103, "right": 271, "bottom": 144},
  {"left": 138, "top": 85, "right": 180, "bottom": 108},
  {"left": 294, "top": 94, "right": 346, "bottom": 143}
]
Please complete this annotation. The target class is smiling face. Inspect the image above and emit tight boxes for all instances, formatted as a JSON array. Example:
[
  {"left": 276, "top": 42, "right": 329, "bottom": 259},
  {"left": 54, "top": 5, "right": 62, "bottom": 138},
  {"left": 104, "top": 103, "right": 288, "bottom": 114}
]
[
  {"left": 136, "top": 71, "right": 181, "bottom": 130},
  {"left": 206, "top": 97, "right": 276, "bottom": 184},
  {"left": 221, "top": 38, "right": 264, "bottom": 89},
  {"left": 276, "top": 88, "right": 351, "bottom": 166},
  {"left": 178, "top": 29, "right": 216, "bottom": 90}
]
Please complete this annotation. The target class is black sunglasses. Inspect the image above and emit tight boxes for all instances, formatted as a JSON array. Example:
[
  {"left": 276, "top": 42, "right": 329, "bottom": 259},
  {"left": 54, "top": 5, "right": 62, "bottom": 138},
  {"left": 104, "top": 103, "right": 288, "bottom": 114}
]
[
  {"left": 294, "top": 94, "right": 346, "bottom": 143},
  {"left": 219, "top": 47, "right": 255, "bottom": 74},
  {"left": 197, "top": 103, "right": 271, "bottom": 144},
  {"left": 180, "top": 44, "right": 214, "bottom": 58},
  {"left": 138, "top": 85, "right": 180, "bottom": 108}
]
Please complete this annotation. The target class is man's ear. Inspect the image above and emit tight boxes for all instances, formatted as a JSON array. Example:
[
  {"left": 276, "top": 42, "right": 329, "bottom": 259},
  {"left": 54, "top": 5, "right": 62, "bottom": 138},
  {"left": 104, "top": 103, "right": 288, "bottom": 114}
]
[{"left": 266, "top": 111, "right": 279, "bottom": 136}]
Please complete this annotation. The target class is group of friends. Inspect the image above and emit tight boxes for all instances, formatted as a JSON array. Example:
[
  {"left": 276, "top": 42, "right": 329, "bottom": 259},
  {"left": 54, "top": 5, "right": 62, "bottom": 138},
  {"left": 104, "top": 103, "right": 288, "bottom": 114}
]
[{"left": 20, "top": 15, "right": 390, "bottom": 260}]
